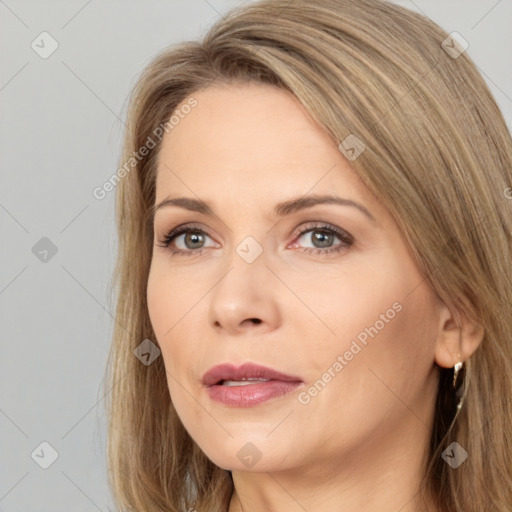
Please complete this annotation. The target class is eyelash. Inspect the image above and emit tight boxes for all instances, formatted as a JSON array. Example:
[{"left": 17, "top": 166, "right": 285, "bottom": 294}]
[{"left": 156, "top": 222, "right": 354, "bottom": 257}]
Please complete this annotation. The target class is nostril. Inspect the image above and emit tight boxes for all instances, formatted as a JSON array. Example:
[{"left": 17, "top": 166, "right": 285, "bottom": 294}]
[{"left": 249, "top": 318, "right": 262, "bottom": 324}]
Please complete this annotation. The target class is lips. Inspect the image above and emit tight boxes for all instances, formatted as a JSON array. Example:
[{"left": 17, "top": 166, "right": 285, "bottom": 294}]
[
  {"left": 202, "top": 362, "right": 302, "bottom": 386},
  {"left": 202, "top": 362, "right": 303, "bottom": 407}
]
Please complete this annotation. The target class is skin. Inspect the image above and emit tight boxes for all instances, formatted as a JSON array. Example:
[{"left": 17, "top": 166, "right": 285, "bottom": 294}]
[{"left": 147, "top": 82, "right": 484, "bottom": 512}]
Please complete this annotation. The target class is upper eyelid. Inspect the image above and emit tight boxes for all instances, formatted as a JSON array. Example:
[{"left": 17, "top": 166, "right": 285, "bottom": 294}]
[
  {"left": 158, "top": 222, "right": 351, "bottom": 246},
  {"left": 159, "top": 221, "right": 345, "bottom": 236}
]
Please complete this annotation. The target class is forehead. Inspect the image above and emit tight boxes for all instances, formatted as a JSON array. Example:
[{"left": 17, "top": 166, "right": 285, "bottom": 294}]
[{"left": 155, "top": 83, "right": 368, "bottom": 206}]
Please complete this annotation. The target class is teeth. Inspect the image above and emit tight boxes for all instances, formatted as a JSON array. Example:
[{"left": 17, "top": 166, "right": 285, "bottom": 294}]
[{"left": 221, "top": 378, "right": 270, "bottom": 387}]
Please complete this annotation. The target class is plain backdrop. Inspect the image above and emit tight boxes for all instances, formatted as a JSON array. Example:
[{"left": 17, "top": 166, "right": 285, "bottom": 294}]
[{"left": 1, "top": 1, "right": 511, "bottom": 510}]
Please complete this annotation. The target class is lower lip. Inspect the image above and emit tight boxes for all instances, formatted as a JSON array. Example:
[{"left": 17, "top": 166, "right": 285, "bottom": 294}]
[{"left": 206, "top": 380, "right": 302, "bottom": 407}]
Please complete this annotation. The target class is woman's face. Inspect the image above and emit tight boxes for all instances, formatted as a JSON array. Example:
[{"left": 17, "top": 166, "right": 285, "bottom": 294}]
[{"left": 147, "top": 82, "right": 445, "bottom": 475}]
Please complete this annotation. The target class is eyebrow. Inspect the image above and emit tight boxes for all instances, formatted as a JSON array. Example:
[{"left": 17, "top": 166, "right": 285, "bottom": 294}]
[{"left": 151, "top": 194, "right": 376, "bottom": 224}]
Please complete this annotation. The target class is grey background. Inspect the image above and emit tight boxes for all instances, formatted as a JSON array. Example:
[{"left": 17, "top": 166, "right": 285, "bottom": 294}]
[{"left": 1, "top": 1, "right": 510, "bottom": 510}]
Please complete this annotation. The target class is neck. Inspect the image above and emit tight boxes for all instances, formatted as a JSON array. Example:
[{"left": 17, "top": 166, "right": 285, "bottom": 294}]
[{"left": 228, "top": 415, "right": 440, "bottom": 512}]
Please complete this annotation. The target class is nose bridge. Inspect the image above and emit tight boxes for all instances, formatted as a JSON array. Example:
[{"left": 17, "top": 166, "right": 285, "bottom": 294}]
[
  {"left": 234, "top": 234, "right": 266, "bottom": 266},
  {"left": 208, "top": 234, "right": 280, "bottom": 332},
  {"left": 214, "top": 233, "right": 269, "bottom": 303}
]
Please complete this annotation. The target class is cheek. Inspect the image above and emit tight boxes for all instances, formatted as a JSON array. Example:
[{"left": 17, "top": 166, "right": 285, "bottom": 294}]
[
  {"left": 147, "top": 283, "right": 193, "bottom": 421},
  {"left": 146, "top": 261, "right": 209, "bottom": 398},
  {"left": 292, "top": 247, "right": 436, "bottom": 388},
  {"left": 147, "top": 263, "right": 190, "bottom": 373},
  {"left": 282, "top": 253, "right": 406, "bottom": 351},
  {"left": 310, "top": 269, "right": 438, "bottom": 421},
  {"left": 147, "top": 264, "right": 170, "bottom": 345},
  {"left": 147, "top": 259, "right": 201, "bottom": 339}
]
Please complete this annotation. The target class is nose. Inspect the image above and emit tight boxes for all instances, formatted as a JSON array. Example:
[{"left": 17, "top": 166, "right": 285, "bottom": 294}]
[{"left": 208, "top": 250, "right": 282, "bottom": 336}]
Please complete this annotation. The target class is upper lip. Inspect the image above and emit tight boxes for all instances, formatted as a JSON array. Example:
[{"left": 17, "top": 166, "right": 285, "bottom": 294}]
[{"left": 202, "top": 362, "right": 303, "bottom": 387}]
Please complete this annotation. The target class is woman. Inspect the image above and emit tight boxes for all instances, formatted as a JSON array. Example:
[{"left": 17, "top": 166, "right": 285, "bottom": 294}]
[{"left": 104, "top": 0, "right": 512, "bottom": 510}]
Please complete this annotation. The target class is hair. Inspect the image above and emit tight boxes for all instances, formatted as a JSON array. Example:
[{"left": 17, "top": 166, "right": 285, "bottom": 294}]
[{"left": 104, "top": 0, "right": 512, "bottom": 510}]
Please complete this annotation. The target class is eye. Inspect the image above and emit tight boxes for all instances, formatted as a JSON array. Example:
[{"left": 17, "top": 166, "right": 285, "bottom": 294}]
[
  {"left": 156, "top": 221, "right": 354, "bottom": 257},
  {"left": 156, "top": 223, "right": 217, "bottom": 256},
  {"left": 289, "top": 222, "right": 354, "bottom": 255}
]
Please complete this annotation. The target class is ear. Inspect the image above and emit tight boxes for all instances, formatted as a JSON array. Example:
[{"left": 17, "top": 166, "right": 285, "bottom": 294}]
[{"left": 434, "top": 300, "right": 485, "bottom": 368}]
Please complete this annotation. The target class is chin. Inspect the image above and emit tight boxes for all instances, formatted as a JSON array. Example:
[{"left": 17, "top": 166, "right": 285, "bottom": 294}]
[{"left": 197, "top": 434, "right": 296, "bottom": 474}]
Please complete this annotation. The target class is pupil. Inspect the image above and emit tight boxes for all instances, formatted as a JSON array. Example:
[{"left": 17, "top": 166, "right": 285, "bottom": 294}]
[
  {"left": 313, "top": 230, "right": 332, "bottom": 248},
  {"left": 186, "top": 232, "right": 204, "bottom": 249}
]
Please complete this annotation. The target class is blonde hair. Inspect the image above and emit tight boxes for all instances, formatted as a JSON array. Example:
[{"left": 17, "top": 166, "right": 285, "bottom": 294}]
[{"left": 104, "top": 0, "right": 512, "bottom": 510}]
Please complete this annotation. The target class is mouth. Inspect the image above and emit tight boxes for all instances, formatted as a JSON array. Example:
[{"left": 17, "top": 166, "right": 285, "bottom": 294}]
[{"left": 202, "top": 362, "right": 303, "bottom": 407}]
